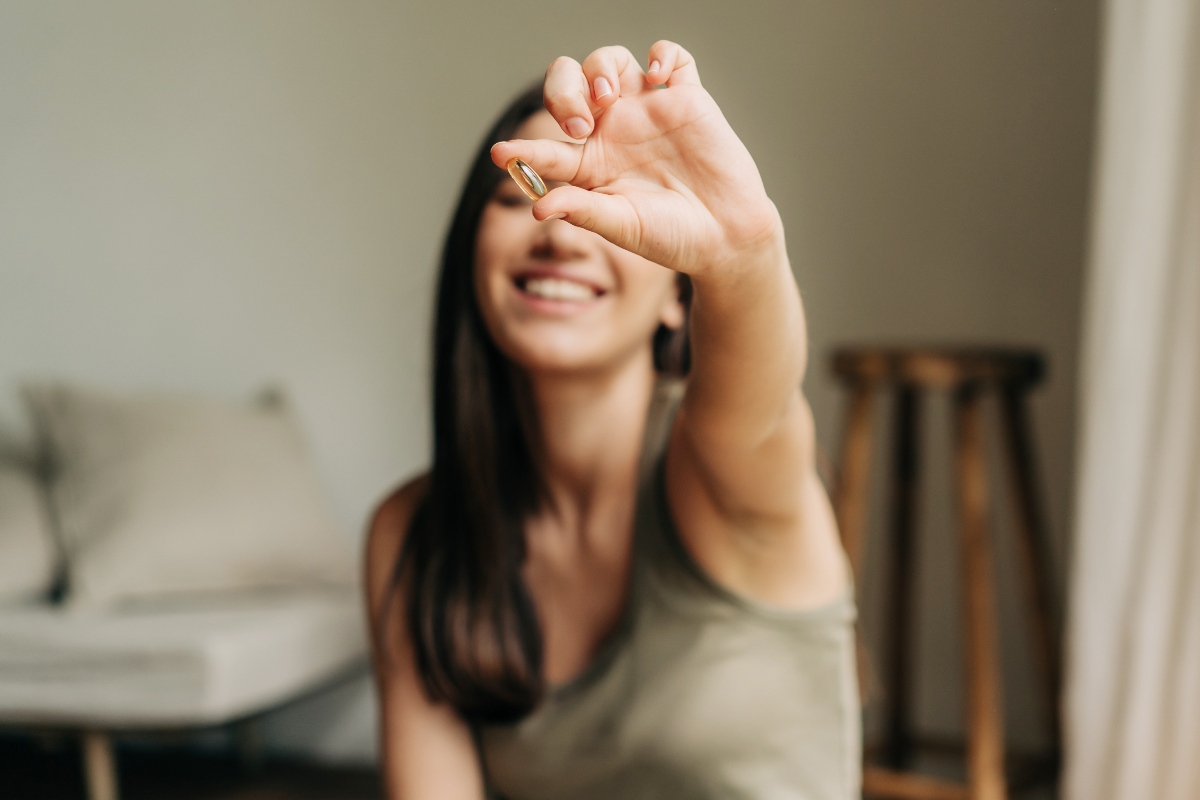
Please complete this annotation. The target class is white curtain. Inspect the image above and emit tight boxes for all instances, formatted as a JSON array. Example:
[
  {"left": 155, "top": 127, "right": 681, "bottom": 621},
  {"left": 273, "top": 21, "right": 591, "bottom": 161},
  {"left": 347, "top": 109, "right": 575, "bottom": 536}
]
[{"left": 1065, "top": 0, "right": 1200, "bottom": 797}]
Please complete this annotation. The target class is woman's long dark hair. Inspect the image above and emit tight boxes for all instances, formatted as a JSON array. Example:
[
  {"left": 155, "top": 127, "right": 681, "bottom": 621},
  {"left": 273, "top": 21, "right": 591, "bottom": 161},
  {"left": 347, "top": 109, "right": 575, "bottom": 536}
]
[{"left": 393, "top": 84, "right": 692, "bottom": 725}]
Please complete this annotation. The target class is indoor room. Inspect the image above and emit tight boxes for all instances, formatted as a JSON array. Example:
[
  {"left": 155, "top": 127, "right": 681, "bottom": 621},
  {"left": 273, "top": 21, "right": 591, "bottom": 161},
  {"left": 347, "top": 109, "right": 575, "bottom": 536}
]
[{"left": 0, "top": 2, "right": 1194, "bottom": 799}]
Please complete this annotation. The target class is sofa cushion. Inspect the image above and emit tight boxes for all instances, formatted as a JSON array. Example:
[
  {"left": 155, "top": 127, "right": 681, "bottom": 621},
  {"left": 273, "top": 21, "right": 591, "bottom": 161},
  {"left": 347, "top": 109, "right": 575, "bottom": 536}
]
[
  {"left": 0, "top": 588, "right": 366, "bottom": 727},
  {"left": 0, "top": 461, "right": 58, "bottom": 604},
  {"left": 22, "top": 383, "right": 355, "bottom": 609}
]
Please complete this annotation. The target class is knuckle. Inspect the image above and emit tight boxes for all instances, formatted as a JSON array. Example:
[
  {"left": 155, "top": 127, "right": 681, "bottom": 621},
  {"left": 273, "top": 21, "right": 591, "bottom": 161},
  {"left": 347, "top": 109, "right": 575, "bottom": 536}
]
[
  {"left": 586, "top": 45, "right": 627, "bottom": 71},
  {"left": 543, "top": 87, "right": 584, "bottom": 111},
  {"left": 580, "top": 52, "right": 607, "bottom": 73}
]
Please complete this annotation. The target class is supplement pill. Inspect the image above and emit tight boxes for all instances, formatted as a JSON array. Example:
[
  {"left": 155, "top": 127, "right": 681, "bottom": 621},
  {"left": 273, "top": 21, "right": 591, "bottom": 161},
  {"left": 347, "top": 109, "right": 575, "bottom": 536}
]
[{"left": 506, "top": 158, "right": 547, "bottom": 201}]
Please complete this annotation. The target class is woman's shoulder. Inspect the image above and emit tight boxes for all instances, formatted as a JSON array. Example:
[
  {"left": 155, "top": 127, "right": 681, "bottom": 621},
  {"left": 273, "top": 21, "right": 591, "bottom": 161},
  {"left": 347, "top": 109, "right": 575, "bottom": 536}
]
[{"left": 364, "top": 472, "right": 430, "bottom": 620}]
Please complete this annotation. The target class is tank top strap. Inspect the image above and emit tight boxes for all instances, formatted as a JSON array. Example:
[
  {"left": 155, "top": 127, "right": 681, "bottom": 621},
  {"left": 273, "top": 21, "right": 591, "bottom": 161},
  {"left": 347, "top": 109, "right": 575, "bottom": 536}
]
[
  {"left": 631, "top": 377, "right": 710, "bottom": 601},
  {"left": 630, "top": 377, "right": 696, "bottom": 598},
  {"left": 636, "top": 376, "right": 685, "bottom": 485}
]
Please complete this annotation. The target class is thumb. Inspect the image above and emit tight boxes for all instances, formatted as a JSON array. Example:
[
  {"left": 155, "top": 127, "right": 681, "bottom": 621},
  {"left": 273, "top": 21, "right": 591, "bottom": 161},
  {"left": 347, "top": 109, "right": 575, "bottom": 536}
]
[{"left": 533, "top": 186, "right": 642, "bottom": 255}]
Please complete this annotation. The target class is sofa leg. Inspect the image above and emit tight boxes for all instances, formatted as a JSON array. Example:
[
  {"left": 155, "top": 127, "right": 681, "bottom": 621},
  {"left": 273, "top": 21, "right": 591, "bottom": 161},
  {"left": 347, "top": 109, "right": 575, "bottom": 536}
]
[
  {"left": 81, "top": 730, "right": 119, "bottom": 800},
  {"left": 236, "top": 717, "right": 264, "bottom": 773}
]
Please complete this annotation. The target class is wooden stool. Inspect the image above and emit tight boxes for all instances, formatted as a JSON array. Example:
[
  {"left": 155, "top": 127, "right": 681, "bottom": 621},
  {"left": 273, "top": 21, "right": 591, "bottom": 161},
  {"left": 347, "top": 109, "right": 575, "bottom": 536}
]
[{"left": 831, "top": 347, "right": 1061, "bottom": 800}]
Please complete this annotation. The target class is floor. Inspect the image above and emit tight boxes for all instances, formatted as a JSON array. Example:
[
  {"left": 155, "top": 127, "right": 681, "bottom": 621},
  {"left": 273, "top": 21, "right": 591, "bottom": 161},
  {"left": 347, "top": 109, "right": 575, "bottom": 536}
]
[
  {"left": 3, "top": 734, "right": 1059, "bottom": 799},
  {"left": 862, "top": 751, "right": 1059, "bottom": 800},
  {"left": 0, "top": 736, "right": 382, "bottom": 800}
]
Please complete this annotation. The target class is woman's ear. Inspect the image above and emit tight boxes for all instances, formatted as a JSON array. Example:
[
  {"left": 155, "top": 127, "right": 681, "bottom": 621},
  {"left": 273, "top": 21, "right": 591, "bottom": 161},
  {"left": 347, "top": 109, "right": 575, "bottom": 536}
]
[{"left": 659, "top": 279, "right": 686, "bottom": 331}]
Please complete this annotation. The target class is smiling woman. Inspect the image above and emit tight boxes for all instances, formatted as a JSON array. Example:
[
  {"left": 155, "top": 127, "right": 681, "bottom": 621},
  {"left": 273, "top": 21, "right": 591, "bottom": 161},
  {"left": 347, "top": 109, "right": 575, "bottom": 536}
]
[{"left": 365, "top": 42, "right": 858, "bottom": 800}]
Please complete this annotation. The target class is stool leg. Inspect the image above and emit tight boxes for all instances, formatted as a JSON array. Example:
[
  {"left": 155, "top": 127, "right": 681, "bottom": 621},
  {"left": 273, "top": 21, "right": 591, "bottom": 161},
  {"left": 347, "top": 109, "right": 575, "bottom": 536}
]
[
  {"left": 953, "top": 386, "right": 1007, "bottom": 800},
  {"left": 835, "top": 379, "right": 878, "bottom": 717},
  {"left": 998, "top": 387, "right": 1062, "bottom": 760},
  {"left": 81, "top": 730, "right": 119, "bottom": 800},
  {"left": 835, "top": 379, "right": 876, "bottom": 581},
  {"left": 883, "top": 386, "right": 921, "bottom": 770}
]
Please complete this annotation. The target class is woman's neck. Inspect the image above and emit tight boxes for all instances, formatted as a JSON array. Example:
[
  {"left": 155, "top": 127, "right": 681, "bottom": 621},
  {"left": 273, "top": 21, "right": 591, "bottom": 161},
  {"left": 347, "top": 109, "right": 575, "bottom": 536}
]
[{"left": 524, "top": 351, "right": 657, "bottom": 525}]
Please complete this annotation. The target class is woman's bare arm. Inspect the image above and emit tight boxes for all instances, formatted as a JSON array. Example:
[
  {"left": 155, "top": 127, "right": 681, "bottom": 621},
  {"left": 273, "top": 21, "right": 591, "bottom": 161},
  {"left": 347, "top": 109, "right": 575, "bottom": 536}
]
[
  {"left": 490, "top": 41, "right": 846, "bottom": 609},
  {"left": 364, "top": 477, "right": 485, "bottom": 800},
  {"left": 667, "top": 239, "right": 848, "bottom": 611}
]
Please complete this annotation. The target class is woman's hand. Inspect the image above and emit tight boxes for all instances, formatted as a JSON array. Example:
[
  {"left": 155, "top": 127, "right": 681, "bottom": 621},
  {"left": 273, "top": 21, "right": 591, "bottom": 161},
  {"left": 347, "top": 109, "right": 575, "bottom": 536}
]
[{"left": 490, "top": 41, "right": 782, "bottom": 278}]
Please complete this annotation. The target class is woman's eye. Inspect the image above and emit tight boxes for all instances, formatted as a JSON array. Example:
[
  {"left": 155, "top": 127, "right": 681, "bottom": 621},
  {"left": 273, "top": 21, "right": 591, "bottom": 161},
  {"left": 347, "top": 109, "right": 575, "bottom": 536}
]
[{"left": 493, "top": 192, "right": 532, "bottom": 209}]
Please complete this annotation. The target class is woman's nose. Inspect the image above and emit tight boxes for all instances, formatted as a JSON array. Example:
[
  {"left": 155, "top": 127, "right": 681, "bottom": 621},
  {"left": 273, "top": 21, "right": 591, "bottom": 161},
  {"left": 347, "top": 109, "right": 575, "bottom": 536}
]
[{"left": 530, "top": 218, "right": 590, "bottom": 261}]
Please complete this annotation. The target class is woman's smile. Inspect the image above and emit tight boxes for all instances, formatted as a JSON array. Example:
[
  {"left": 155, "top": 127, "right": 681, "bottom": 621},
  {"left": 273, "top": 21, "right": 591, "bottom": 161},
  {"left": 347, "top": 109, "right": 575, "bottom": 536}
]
[
  {"left": 512, "top": 267, "right": 609, "bottom": 316},
  {"left": 519, "top": 276, "right": 602, "bottom": 302}
]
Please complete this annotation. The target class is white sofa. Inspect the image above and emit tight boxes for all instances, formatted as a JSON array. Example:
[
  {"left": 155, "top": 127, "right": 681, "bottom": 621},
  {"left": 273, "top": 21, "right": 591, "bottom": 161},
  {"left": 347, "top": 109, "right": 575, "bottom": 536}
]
[
  {"left": 0, "top": 383, "right": 369, "bottom": 800},
  {"left": 0, "top": 589, "right": 368, "bottom": 800}
]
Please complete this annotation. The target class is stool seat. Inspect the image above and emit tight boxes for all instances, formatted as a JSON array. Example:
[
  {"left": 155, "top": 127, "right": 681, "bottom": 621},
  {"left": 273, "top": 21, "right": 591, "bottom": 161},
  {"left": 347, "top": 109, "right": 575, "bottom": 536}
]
[{"left": 832, "top": 347, "right": 1044, "bottom": 389}]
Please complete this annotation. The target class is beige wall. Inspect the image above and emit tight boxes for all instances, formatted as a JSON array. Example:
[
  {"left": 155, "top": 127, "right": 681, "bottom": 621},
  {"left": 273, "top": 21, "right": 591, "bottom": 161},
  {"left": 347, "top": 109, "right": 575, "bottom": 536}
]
[{"left": 0, "top": 1, "right": 1097, "bottom": 763}]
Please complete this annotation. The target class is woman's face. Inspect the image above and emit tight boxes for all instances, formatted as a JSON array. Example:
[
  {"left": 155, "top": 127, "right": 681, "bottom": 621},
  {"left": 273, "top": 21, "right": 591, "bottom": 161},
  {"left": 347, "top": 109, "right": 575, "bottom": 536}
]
[{"left": 474, "top": 111, "right": 684, "bottom": 376}]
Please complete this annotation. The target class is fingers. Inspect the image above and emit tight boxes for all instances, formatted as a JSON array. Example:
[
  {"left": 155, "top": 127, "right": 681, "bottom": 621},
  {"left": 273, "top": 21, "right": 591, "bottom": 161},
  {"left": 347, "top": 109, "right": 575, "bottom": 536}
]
[
  {"left": 490, "top": 138, "right": 583, "bottom": 184},
  {"left": 541, "top": 42, "right": 700, "bottom": 139},
  {"left": 543, "top": 56, "right": 594, "bottom": 139},
  {"left": 532, "top": 185, "right": 641, "bottom": 254},
  {"left": 579, "top": 45, "right": 645, "bottom": 113},
  {"left": 646, "top": 40, "right": 701, "bottom": 87}
]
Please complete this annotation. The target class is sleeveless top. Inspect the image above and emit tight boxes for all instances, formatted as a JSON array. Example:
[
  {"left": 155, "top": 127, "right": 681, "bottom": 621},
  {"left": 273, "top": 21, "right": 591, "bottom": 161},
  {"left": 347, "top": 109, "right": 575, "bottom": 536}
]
[{"left": 479, "top": 382, "right": 862, "bottom": 800}]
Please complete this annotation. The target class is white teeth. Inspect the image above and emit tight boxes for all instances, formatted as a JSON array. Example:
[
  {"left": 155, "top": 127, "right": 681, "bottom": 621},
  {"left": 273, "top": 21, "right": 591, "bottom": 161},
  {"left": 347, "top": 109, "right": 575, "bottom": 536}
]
[{"left": 522, "top": 277, "right": 597, "bottom": 302}]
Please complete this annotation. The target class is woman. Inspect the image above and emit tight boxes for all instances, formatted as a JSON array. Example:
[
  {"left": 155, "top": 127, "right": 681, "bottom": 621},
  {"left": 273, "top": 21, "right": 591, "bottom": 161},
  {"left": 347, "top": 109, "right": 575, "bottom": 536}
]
[{"left": 366, "top": 41, "right": 859, "bottom": 799}]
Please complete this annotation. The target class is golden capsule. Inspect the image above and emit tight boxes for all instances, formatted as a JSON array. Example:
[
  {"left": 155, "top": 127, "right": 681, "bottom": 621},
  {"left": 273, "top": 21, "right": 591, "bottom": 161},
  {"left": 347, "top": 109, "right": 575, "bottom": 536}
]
[{"left": 506, "top": 158, "right": 547, "bottom": 201}]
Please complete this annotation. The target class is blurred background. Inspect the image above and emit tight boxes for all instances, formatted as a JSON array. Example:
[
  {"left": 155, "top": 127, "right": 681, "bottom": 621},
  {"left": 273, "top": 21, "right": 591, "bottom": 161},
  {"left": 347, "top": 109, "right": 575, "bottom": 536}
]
[{"left": 0, "top": 0, "right": 1115, "bottom": 797}]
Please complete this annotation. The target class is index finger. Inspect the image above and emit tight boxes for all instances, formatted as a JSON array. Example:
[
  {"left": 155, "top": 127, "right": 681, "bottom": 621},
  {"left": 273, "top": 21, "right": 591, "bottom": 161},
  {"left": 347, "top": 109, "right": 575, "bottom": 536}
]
[{"left": 490, "top": 138, "right": 584, "bottom": 185}]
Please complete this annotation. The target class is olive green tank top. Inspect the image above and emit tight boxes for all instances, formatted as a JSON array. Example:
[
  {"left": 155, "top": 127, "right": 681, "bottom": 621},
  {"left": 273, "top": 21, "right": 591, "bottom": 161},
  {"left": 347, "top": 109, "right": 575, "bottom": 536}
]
[{"left": 479, "top": 383, "right": 862, "bottom": 800}]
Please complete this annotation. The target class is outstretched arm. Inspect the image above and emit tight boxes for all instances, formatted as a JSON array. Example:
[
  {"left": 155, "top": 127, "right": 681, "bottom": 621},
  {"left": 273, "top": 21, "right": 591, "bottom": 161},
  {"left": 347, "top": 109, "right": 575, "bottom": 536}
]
[{"left": 490, "top": 42, "right": 845, "bottom": 609}]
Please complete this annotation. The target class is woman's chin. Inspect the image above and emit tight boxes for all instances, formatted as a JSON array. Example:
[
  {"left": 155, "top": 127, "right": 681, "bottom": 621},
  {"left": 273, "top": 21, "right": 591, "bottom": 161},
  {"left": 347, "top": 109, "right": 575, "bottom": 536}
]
[
  {"left": 498, "top": 336, "right": 638, "bottom": 378},
  {"left": 508, "top": 349, "right": 611, "bottom": 377}
]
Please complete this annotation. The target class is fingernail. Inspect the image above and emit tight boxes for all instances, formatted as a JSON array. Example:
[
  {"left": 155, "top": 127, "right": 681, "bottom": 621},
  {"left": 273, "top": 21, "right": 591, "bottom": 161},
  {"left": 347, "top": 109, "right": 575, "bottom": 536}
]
[
  {"left": 544, "top": 212, "right": 567, "bottom": 221},
  {"left": 565, "top": 117, "right": 589, "bottom": 138},
  {"left": 648, "top": 60, "right": 661, "bottom": 74},
  {"left": 593, "top": 76, "right": 612, "bottom": 99}
]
